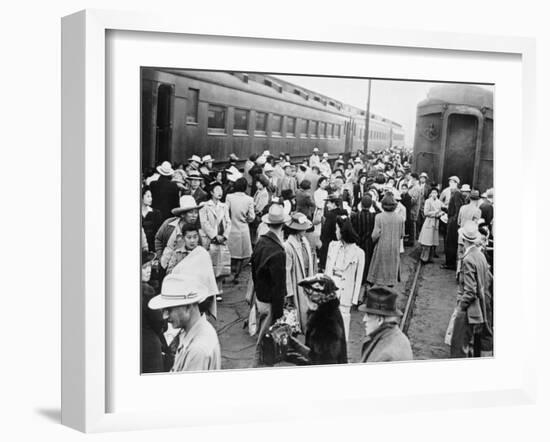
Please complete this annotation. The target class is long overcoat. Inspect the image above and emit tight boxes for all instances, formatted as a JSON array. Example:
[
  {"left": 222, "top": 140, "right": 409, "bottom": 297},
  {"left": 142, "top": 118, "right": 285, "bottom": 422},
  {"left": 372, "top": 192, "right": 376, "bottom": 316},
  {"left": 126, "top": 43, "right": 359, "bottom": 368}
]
[
  {"left": 367, "top": 210, "right": 404, "bottom": 286},
  {"left": 418, "top": 198, "right": 443, "bottom": 247},
  {"left": 284, "top": 234, "right": 315, "bottom": 333},
  {"left": 225, "top": 191, "right": 255, "bottom": 259},
  {"left": 325, "top": 241, "right": 365, "bottom": 308}
]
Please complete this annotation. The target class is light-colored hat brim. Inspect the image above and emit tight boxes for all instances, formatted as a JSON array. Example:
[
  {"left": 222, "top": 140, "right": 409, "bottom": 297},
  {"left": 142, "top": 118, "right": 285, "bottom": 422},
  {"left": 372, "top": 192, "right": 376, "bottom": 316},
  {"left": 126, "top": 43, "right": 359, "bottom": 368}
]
[
  {"left": 148, "top": 292, "right": 208, "bottom": 310},
  {"left": 156, "top": 166, "right": 174, "bottom": 176},
  {"left": 172, "top": 204, "right": 201, "bottom": 215},
  {"left": 261, "top": 213, "right": 292, "bottom": 225},
  {"left": 285, "top": 220, "right": 313, "bottom": 231}
]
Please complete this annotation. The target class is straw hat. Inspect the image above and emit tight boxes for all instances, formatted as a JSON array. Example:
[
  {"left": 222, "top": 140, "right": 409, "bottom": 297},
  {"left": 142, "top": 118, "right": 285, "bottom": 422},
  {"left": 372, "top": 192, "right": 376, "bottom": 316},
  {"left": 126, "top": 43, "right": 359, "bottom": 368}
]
[
  {"left": 460, "top": 184, "right": 471, "bottom": 192},
  {"left": 322, "top": 153, "right": 329, "bottom": 158},
  {"left": 263, "top": 163, "right": 274, "bottom": 173},
  {"left": 188, "top": 154, "right": 202, "bottom": 164},
  {"left": 261, "top": 203, "right": 291, "bottom": 225},
  {"left": 448, "top": 175, "right": 460, "bottom": 184},
  {"left": 156, "top": 161, "right": 174, "bottom": 177},
  {"left": 419, "top": 172, "right": 429, "bottom": 179},
  {"left": 313, "top": 147, "right": 319, "bottom": 153},
  {"left": 202, "top": 154, "right": 213, "bottom": 163},
  {"left": 171, "top": 195, "right": 200, "bottom": 215},
  {"left": 148, "top": 274, "right": 210, "bottom": 310},
  {"left": 185, "top": 170, "right": 204, "bottom": 182},
  {"left": 285, "top": 212, "right": 313, "bottom": 231}
]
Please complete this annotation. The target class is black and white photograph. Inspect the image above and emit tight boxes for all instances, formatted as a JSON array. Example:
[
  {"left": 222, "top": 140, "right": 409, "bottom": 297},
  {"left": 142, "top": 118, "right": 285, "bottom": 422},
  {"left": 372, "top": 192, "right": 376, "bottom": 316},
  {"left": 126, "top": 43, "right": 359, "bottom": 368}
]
[{"left": 140, "top": 68, "right": 494, "bottom": 374}]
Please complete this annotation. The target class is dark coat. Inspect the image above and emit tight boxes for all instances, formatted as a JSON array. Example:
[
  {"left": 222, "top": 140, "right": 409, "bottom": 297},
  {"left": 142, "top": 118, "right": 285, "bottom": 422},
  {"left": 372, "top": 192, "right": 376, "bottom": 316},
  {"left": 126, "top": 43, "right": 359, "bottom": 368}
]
[
  {"left": 400, "top": 192, "right": 412, "bottom": 221},
  {"left": 351, "top": 209, "right": 378, "bottom": 283},
  {"left": 360, "top": 323, "right": 413, "bottom": 363},
  {"left": 305, "top": 298, "right": 347, "bottom": 365},
  {"left": 141, "top": 282, "right": 168, "bottom": 373},
  {"left": 444, "top": 190, "right": 464, "bottom": 266},
  {"left": 352, "top": 182, "right": 367, "bottom": 210},
  {"left": 251, "top": 231, "right": 287, "bottom": 320},
  {"left": 186, "top": 186, "right": 208, "bottom": 205},
  {"left": 295, "top": 189, "right": 316, "bottom": 220},
  {"left": 142, "top": 208, "right": 162, "bottom": 252},
  {"left": 318, "top": 207, "right": 348, "bottom": 271},
  {"left": 479, "top": 201, "right": 494, "bottom": 227},
  {"left": 150, "top": 175, "right": 180, "bottom": 222}
]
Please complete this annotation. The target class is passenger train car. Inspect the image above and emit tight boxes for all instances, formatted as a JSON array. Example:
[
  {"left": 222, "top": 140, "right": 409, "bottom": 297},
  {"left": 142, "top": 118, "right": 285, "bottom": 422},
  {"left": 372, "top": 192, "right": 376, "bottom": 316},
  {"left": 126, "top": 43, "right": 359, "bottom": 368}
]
[
  {"left": 412, "top": 84, "right": 493, "bottom": 192},
  {"left": 141, "top": 69, "right": 404, "bottom": 170}
]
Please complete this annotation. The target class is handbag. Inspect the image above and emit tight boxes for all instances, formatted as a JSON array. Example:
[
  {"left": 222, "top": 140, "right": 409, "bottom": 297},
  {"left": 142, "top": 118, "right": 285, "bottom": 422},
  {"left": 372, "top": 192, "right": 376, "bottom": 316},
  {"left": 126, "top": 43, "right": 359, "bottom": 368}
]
[
  {"left": 210, "top": 243, "right": 231, "bottom": 277},
  {"left": 260, "top": 323, "right": 292, "bottom": 366}
]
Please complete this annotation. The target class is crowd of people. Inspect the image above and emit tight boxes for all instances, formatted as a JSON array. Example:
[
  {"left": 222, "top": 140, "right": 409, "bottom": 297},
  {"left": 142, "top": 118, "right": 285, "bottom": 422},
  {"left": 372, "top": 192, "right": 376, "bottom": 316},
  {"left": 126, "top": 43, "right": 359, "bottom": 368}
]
[{"left": 141, "top": 145, "right": 494, "bottom": 373}]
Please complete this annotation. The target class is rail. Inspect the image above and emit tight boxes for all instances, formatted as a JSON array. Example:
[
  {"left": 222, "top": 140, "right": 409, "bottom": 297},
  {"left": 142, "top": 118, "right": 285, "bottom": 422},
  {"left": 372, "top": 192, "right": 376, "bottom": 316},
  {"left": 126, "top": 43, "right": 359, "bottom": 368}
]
[{"left": 400, "top": 260, "right": 423, "bottom": 334}]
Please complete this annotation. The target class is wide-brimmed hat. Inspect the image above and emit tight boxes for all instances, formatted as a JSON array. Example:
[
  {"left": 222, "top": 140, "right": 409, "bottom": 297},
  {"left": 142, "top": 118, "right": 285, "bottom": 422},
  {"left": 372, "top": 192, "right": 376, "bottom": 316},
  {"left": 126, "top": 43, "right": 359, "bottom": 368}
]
[
  {"left": 460, "top": 184, "right": 471, "bottom": 192},
  {"left": 322, "top": 153, "right": 329, "bottom": 158},
  {"left": 185, "top": 170, "right": 204, "bottom": 182},
  {"left": 469, "top": 190, "right": 480, "bottom": 200},
  {"left": 313, "top": 147, "right": 319, "bottom": 153},
  {"left": 172, "top": 195, "right": 200, "bottom": 215},
  {"left": 263, "top": 163, "right": 274, "bottom": 173},
  {"left": 420, "top": 172, "right": 429, "bottom": 179},
  {"left": 449, "top": 175, "right": 460, "bottom": 184},
  {"left": 148, "top": 274, "right": 209, "bottom": 310},
  {"left": 298, "top": 274, "right": 339, "bottom": 304},
  {"left": 188, "top": 154, "right": 202, "bottom": 164},
  {"left": 226, "top": 166, "right": 243, "bottom": 182},
  {"left": 156, "top": 161, "right": 174, "bottom": 176},
  {"left": 142, "top": 250, "right": 157, "bottom": 265},
  {"left": 358, "top": 286, "right": 403, "bottom": 317},
  {"left": 462, "top": 220, "right": 481, "bottom": 243},
  {"left": 202, "top": 154, "right": 213, "bottom": 163},
  {"left": 171, "top": 170, "right": 187, "bottom": 186},
  {"left": 286, "top": 212, "right": 313, "bottom": 231},
  {"left": 261, "top": 203, "right": 291, "bottom": 225}
]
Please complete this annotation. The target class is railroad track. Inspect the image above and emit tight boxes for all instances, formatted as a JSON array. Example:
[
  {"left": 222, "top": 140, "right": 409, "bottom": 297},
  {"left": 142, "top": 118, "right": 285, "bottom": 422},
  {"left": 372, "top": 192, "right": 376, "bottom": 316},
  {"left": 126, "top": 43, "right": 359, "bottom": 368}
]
[{"left": 400, "top": 259, "right": 423, "bottom": 334}]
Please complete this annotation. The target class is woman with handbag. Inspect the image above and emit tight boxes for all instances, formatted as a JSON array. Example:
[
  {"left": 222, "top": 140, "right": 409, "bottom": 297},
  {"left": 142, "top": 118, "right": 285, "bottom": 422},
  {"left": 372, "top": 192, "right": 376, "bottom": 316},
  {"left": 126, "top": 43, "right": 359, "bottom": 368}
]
[{"left": 199, "top": 181, "right": 232, "bottom": 302}]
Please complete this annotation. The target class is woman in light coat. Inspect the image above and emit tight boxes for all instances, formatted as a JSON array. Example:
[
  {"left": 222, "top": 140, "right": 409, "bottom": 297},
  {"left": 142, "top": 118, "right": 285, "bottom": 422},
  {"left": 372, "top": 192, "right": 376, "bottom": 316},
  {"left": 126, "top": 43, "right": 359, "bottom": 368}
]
[
  {"left": 325, "top": 215, "right": 365, "bottom": 341},
  {"left": 284, "top": 213, "right": 315, "bottom": 334},
  {"left": 199, "top": 181, "right": 232, "bottom": 300},
  {"left": 225, "top": 177, "right": 255, "bottom": 284},
  {"left": 419, "top": 187, "right": 444, "bottom": 263}
]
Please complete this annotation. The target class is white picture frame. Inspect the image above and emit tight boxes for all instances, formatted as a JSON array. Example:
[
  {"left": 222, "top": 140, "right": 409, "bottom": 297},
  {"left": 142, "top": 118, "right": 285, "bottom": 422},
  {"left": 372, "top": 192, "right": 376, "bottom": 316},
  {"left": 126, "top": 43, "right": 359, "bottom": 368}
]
[{"left": 61, "top": 9, "right": 537, "bottom": 433}]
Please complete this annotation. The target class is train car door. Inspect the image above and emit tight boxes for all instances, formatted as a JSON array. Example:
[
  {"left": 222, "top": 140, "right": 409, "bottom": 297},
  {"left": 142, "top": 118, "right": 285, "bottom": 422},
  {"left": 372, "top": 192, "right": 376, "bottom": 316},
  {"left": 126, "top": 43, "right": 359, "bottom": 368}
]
[
  {"left": 442, "top": 113, "right": 478, "bottom": 187},
  {"left": 155, "top": 84, "right": 174, "bottom": 164}
]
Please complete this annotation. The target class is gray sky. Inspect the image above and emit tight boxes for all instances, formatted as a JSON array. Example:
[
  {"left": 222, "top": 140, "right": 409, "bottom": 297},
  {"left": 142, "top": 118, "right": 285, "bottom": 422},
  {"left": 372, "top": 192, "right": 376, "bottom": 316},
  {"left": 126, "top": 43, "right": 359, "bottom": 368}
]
[{"left": 273, "top": 75, "right": 493, "bottom": 147}]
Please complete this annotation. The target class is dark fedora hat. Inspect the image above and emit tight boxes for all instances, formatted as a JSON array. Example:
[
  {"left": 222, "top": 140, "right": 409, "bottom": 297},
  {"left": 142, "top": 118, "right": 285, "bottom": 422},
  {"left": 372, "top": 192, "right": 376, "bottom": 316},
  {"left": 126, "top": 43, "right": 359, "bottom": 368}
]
[
  {"left": 298, "top": 274, "right": 338, "bottom": 296},
  {"left": 358, "top": 286, "right": 403, "bottom": 317},
  {"left": 141, "top": 250, "right": 157, "bottom": 265}
]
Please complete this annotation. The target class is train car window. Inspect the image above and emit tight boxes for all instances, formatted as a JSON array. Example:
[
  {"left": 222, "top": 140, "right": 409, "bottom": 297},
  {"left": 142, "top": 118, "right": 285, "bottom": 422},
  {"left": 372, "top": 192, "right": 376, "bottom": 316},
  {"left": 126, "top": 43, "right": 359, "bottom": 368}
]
[
  {"left": 255, "top": 112, "right": 267, "bottom": 135},
  {"left": 299, "top": 119, "right": 309, "bottom": 138},
  {"left": 272, "top": 114, "right": 283, "bottom": 136},
  {"left": 286, "top": 117, "right": 296, "bottom": 137},
  {"left": 186, "top": 88, "right": 199, "bottom": 124},
  {"left": 327, "top": 123, "right": 333, "bottom": 138},
  {"left": 234, "top": 108, "right": 249, "bottom": 134},
  {"left": 336, "top": 124, "right": 341, "bottom": 138},
  {"left": 311, "top": 121, "right": 319, "bottom": 138},
  {"left": 319, "top": 122, "right": 326, "bottom": 138},
  {"left": 207, "top": 105, "right": 226, "bottom": 133}
]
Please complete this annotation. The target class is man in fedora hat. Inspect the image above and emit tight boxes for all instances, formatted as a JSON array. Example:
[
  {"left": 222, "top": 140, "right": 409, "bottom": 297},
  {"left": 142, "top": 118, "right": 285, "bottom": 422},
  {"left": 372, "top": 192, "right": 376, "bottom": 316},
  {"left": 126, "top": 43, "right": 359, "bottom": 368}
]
[
  {"left": 359, "top": 286, "right": 413, "bottom": 363},
  {"left": 440, "top": 175, "right": 460, "bottom": 210},
  {"left": 450, "top": 220, "right": 493, "bottom": 358},
  {"left": 154, "top": 195, "right": 204, "bottom": 270},
  {"left": 148, "top": 274, "right": 221, "bottom": 371},
  {"left": 184, "top": 170, "right": 208, "bottom": 204},
  {"left": 458, "top": 189, "right": 481, "bottom": 227},
  {"left": 149, "top": 161, "right": 180, "bottom": 222},
  {"left": 188, "top": 154, "right": 202, "bottom": 172},
  {"left": 251, "top": 203, "right": 291, "bottom": 366}
]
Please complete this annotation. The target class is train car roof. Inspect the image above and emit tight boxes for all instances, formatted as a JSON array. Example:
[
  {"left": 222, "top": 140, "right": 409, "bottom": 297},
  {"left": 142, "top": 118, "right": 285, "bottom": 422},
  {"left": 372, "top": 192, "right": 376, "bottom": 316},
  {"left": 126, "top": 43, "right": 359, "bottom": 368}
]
[
  {"left": 149, "top": 68, "right": 403, "bottom": 127},
  {"left": 418, "top": 84, "right": 493, "bottom": 109}
]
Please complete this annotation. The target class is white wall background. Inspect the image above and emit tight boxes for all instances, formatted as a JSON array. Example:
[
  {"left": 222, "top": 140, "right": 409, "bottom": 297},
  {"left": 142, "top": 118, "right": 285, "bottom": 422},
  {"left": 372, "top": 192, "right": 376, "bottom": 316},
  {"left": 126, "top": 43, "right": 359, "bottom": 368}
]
[{"left": 0, "top": 1, "right": 547, "bottom": 440}]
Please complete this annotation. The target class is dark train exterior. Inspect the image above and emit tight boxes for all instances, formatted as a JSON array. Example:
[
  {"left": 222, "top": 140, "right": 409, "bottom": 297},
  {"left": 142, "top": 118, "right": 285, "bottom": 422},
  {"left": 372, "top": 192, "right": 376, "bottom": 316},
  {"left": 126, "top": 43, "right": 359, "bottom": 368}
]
[
  {"left": 412, "top": 84, "right": 493, "bottom": 192},
  {"left": 141, "top": 69, "right": 404, "bottom": 170}
]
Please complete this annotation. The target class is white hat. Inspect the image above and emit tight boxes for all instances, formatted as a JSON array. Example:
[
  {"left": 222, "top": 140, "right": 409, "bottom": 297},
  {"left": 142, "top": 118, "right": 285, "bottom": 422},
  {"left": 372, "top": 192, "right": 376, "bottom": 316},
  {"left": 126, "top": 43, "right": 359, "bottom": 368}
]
[
  {"left": 460, "top": 184, "right": 471, "bottom": 192},
  {"left": 264, "top": 163, "right": 274, "bottom": 173},
  {"left": 226, "top": 166, "right": 243, "bottom": 182},
  {"left": 449, "top": 175, "right": 460, "bottom": 184},
  {"left": 256, "top": 155, "right": 267, "bottom": 166},
  {"left": 202, "top": 154, "right": 213, "bottom": 163},
  {"left": 172, "top": 195, "right": 200, "bottom": 215},
  {"left": 313, "top": 147, "right": 319, "bottom": 153},
  {"left": 262, "top": 150, "right": 271, "bottom": 157},
  {"left": 156, "top": 161, "right": 174, "bottom": 176},
  {"left": 354, "top": 157, "right": 362, "bottom": 164},
  {"left": 188, "top": 154, "right": 202, "bottom": 164},
  {"left": 148, "top": 274, "right": 209, "bottom": 310},
  {"left": 323, "top": 153, "right": 329, "bottom": 158},
  {"left": 261, "top": 202, "right": 291, "bottom": 225},
  {"left": 462, "top": 220, "right": 481, "bottom": 243},
  {"left": 420, "top": 172, "right": 429, "bottom": 179}
]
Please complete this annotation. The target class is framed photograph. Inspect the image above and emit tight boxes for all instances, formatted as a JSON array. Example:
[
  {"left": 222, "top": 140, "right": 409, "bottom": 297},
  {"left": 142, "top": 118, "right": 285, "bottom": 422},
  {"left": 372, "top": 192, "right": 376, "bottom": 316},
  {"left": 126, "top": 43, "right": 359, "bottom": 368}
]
[{"left": 62, "top": 9, "right": 537, "bottom": 433}]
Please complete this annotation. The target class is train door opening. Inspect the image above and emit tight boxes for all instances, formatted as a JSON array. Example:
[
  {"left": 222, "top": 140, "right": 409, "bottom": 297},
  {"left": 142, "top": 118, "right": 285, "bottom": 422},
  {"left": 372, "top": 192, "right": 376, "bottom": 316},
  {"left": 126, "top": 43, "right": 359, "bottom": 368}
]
[
  {"left": 155, "top": 84, "right": 173, "bottom": 164},
  {"left": 442, "top": 114, "right": 478, "bottom": 187}
]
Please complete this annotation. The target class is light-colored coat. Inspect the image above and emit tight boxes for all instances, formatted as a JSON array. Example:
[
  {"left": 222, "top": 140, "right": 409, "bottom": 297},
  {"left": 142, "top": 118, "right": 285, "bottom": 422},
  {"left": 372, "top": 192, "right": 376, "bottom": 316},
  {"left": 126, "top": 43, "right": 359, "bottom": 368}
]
[
  {"left": 361, "top": 323, "right": 413, "bottom": 363},
  {"left": 367, "top": 211, "right": 404, "bottom": 286},
  {"left": 225, "top": 192, "right": 255, "bottom": 259},
  {"left": 418, "top": 198, "right": 442, "bottom": 247},
  {"left": 325, "top": 241, "right": 365, "bottom": 307},
  {"left": 284, "top": 234, "right": 315, "bottom": 333},
  {"left": 199, "top": 199, "right": 231, "bottom": 243}
]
